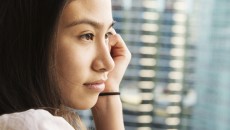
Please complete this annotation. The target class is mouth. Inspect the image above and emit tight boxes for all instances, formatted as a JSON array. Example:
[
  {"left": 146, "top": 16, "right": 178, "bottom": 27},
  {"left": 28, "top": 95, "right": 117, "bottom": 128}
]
[
  {"left": 83, "top": 80, "right": 106, "bottom": 92},
  {"left": 84, "top": 79, "right": 106, "bottom": 85}
]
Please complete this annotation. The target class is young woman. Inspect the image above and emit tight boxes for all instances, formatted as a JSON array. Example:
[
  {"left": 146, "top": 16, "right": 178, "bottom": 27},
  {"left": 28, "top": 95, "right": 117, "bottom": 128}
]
[{"left": 0, "top": 0, "right": 131, "bottom": 130}]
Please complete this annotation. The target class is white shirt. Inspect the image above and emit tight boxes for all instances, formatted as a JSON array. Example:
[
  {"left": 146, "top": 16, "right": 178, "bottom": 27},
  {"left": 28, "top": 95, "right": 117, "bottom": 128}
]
[{"left": 0, "top": 109, "right": 75, "bottom": 130}]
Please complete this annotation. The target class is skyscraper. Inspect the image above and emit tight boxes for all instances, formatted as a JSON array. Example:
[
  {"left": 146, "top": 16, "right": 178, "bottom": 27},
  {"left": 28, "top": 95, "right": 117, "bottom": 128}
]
[
  {"left": 112, "top": 0, "right": 193, "bottom": 130},
  {"left": 189, "top": 0, "right": 230, "bottom": 130}
]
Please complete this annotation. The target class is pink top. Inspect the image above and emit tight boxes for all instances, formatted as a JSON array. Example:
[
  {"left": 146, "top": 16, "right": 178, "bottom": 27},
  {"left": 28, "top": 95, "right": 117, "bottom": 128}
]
[{"left": 0, "top": 109, "right": 75, "bottom": 130}]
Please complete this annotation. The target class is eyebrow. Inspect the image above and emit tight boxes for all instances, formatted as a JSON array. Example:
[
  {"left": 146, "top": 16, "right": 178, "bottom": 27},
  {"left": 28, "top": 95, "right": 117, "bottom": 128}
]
[{"left": 65, "top": 19, "right": 116, "bottom": 29}]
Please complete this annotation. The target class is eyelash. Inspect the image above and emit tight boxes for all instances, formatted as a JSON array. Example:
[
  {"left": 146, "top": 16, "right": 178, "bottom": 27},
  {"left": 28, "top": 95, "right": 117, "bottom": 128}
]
[
  {"left": 79, "top": 32, "right": 113, "bottom": 41},
  {"left": 105, "top": 32, "right": 113, "bottom": 39},
  {"left": 80, "top": 33, "right": 94, "bottom": 41}
]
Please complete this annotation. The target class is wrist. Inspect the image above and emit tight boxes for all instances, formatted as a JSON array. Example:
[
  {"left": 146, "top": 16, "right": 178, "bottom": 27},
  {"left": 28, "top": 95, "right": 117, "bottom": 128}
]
[
  {"left": 92, "top": 95, "right": 124, "bottom": 130},
  {"left": 99, "top": 92, "right": 120, "bottom": 96},
  {"left": 94, "top": 94, "right": 122, "bottom": 108}
]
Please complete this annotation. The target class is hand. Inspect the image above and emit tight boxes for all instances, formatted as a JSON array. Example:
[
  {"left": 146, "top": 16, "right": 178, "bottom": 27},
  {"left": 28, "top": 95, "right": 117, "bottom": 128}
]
[
  {"left": 103, "top": 29, "right": 131, "bottom": 92},
  {"left": 92, "top": 30, "right": 129, "bottom": 130}
]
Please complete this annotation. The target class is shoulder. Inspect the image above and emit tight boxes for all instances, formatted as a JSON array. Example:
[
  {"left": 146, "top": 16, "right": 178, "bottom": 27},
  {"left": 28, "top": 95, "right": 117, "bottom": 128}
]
[{"left": 0, "top": 109, "right": 75, "bottom": 130}]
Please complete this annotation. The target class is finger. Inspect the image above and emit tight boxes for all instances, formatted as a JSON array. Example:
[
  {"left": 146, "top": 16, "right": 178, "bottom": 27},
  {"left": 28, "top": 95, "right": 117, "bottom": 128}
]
[
  {"left": 110, "top": 34, "right": 129, "bottom": 56},
  {"left": 108, "top": 28, "right": 117, "bottom": 51},
  {"left": 109, "top": 34, "right": 125, "bottom": 48},
  {"left": 110, "top": 28, "right": 117, "bottom": 35}
]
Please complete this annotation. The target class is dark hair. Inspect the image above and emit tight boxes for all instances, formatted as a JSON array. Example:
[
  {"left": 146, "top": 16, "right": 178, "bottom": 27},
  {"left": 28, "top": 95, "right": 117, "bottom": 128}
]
[{"left": 0, "top": 0, "right": 66, "bottom": 114}]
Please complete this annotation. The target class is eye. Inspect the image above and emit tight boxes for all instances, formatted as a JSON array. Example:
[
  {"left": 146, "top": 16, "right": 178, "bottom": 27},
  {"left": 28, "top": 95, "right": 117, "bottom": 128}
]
[
  {"left": 80, "top": 33, "right": 94, "bottom": 41},
  {"left": 105, "top": 32, "right": 113, "bottom": 40}
]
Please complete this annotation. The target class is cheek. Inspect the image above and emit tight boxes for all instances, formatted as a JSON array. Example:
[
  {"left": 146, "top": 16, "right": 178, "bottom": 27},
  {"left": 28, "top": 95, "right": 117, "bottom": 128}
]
[
  {"left": 56, "top": 36, "right": 95, "bottom": 75},
  {"left": 57, "top": 46, "right": 91, "bottom": 84},
  {"left": 56, "top": 49, "right": 98, "bottom": 109}
]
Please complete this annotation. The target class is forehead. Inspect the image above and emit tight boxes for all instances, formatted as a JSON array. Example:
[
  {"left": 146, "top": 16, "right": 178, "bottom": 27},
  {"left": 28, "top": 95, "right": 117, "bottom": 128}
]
[{"left": 61, "top": 0, "right": 113, "bottom": 27}]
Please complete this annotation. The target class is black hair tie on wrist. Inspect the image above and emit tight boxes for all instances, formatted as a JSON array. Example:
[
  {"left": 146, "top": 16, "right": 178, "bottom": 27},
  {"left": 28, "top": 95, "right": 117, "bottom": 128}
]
[{"left": 99, "top": 92, "right": 120, "bottom": 96}]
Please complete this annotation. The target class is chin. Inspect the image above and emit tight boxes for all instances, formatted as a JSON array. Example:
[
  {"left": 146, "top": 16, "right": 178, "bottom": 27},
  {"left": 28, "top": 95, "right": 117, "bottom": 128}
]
[{"left": 69, "top": 96, "right": 99, "bottom": 110}]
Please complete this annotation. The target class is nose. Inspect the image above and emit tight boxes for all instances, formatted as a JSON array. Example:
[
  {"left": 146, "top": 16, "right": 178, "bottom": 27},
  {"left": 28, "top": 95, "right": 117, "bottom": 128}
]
[{"left": 92, "top": 40, "right": 115, "bottom": 72}]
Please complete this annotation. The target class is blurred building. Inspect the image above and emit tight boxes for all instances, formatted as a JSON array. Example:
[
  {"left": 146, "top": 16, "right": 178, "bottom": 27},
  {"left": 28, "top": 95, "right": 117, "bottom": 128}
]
[
  {"left": 112, "top": 0, "right": 195, "bottom": 130},
  {"left": 189, "top": 0, "right": 230, "bottom": 130}
]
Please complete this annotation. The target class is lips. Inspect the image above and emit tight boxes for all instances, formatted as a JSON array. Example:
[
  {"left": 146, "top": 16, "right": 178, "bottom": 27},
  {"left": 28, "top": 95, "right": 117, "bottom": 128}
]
[
  {"left": 83, "top": 80, "right": 105, "bottom": 86},
  {"left": 83, "top": 80, "right": 106, "bottom": 92}
]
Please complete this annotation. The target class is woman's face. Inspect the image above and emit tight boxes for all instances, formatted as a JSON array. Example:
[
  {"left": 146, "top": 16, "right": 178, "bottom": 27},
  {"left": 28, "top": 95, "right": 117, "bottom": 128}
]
[{"left": 56, "top": 0, "right": 115, "bottom": 109}]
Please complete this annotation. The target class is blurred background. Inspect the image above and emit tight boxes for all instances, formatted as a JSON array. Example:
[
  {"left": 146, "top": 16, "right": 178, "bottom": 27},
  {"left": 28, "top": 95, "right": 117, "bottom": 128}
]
[{"left": 79, "top": 0, "right": 230, "bottom": 130}]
